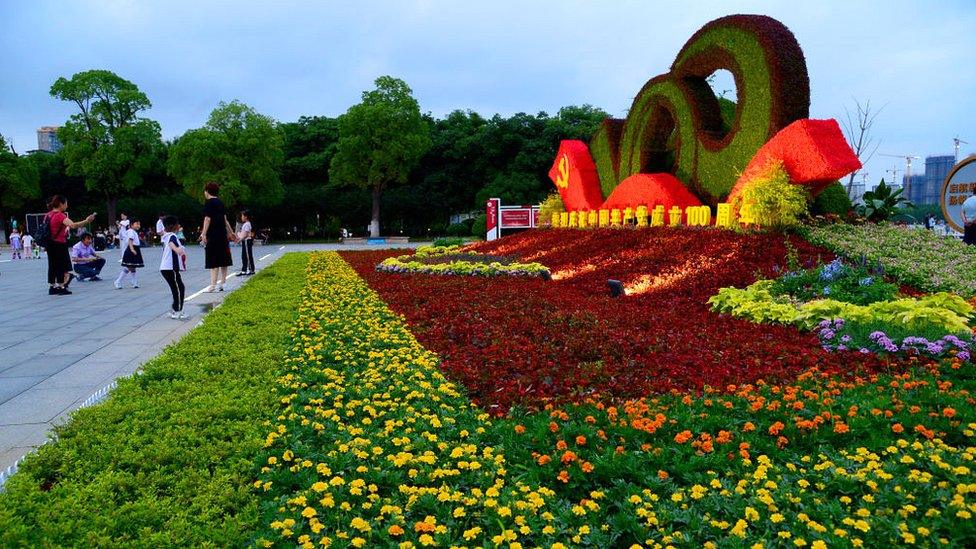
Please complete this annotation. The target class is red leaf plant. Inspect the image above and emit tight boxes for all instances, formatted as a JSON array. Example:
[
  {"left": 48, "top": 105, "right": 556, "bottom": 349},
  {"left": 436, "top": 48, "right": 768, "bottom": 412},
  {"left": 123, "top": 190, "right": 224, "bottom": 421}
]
[{"left": 341, "top": 228, "right": 898, "bottom": 414}]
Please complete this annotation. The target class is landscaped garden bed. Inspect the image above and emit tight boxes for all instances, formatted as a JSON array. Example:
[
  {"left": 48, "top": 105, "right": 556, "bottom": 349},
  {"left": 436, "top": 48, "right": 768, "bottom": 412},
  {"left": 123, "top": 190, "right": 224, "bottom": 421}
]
[
  {"left": 0, "top": 255, "right": 308, "bottom": 546},
  {"left": 257, "top": 249, "right": 976, "bottom": 547}
]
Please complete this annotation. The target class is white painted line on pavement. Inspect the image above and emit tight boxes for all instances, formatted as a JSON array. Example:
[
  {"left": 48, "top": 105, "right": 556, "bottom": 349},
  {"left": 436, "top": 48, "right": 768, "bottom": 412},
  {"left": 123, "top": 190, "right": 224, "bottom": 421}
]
[
  {"left": 258, "top": 253, "right": 272, "bottom": 261},
  {"left": 185, "top": 272, "right": 239, "bottom": 302},
  {"left": 278, "top": 245, "right": 285, "bottom": 251}
]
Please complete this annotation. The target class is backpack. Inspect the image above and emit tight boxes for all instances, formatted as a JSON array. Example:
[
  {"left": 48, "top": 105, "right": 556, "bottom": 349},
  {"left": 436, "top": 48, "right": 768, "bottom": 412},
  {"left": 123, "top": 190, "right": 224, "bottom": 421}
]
[{"left": 34, "top": 214, "right": 53, "bottom": 248}]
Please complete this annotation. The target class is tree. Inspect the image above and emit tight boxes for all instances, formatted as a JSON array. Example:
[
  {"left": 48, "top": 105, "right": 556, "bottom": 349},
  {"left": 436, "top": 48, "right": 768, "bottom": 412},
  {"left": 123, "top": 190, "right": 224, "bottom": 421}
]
[
  {"left": 168, "top": 101, "right": 285, "bottom": 208},
  {"left": 0, "top": 135, "right": 41, "bottom": 240},
  {"left": 841, "top": 98, "right": 883, "bottom": 195},
  {"left": 50, "top": 69, "right": 162, "bottom": 225},
  {"left": 330, "top": 76, "right": 430, "bottom": 237}
]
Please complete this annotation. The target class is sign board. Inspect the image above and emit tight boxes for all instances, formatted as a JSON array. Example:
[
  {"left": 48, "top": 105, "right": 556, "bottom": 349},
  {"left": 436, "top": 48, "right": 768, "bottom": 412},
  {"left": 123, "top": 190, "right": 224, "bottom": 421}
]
[
  {"left": 941, "top": 156, "right": 976, "bottom": 234},
  {"left": 486, "top": 198, "right": 540, "bottom": 241},
  {"left": 485, "top": 198, "right": 501, "bottom": 241}
]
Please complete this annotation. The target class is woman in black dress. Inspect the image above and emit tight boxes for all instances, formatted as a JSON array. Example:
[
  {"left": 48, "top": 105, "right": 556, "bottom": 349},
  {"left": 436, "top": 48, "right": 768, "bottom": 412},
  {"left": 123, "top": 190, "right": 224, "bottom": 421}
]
[{"left": 200, "top": 182, "right": 236, "bottom": 292}]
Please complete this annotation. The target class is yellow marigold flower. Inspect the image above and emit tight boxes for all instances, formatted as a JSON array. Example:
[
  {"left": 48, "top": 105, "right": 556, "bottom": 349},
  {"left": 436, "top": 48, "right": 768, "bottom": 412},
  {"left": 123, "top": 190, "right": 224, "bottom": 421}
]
[
  {"left": 301, "top": 507, "right": 317, "bottom": 518},
  {"left": 462, "top": 527, "right": 482, "bottom": 541}
]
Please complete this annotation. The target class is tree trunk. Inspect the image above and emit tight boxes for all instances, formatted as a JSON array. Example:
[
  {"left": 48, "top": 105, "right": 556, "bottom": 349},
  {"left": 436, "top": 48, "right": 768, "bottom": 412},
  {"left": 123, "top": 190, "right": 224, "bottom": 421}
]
[
  {"left": 106, "top": 196, "right": 118, "bottom": 228},
  {"left": 370, "top": 185, "right": 381, "bottom": 238}
]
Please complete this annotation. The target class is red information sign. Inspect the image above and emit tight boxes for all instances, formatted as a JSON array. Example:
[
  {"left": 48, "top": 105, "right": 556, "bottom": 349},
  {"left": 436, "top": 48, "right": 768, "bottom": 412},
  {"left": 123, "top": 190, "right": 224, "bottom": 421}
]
[
  {"left": 486, "top": 199, "right": 501, "bottom": 241},
  {"left": 501, "top": 209, "right": 532, "bottom": 228}
]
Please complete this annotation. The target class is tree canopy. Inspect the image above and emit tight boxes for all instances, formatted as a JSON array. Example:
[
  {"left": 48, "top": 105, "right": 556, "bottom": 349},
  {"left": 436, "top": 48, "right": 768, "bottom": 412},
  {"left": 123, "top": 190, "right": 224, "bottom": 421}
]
[
  {"left": 49, "top": 69, "right": 162, "bottom": 224},
  {"left": 330, "top": 76, "right": 431, "bottom": 237},
  {"left": 0, "top": 135, "right": 41, "bottom": 238},
  {"left": 167, "top": 100, "right": 285, "bottom": 208}
]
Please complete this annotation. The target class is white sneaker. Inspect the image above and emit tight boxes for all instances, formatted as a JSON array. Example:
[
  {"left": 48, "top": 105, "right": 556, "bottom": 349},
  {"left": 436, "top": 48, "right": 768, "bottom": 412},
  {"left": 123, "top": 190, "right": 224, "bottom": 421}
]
[
  {"left": 206, "top": 285, "right": 217, "bottom": 293},
  {"left": 115, "top": 282, "right": 123, "bottom": 289},
  {"left": 168, "top": 311, "right": 180, "bottom": 319},
  {"left": 132, "top": 284, "right": 139, "bottom": 288},
  {"left": 178, "top": 311, "right": 189, "bottom": 320}
]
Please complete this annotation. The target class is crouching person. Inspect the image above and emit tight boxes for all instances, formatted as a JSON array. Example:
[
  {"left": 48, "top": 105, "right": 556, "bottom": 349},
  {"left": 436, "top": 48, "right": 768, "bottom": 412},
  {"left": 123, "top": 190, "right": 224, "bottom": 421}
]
[{"left": 71, "top": 232, "right": 106, "bottom": 281}]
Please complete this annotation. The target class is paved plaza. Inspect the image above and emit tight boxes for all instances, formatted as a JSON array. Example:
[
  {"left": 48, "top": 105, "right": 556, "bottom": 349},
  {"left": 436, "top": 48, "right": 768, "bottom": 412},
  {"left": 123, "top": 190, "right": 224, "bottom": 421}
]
[{"left": 0, "top": 241, "right": 417, "bottom": 475}]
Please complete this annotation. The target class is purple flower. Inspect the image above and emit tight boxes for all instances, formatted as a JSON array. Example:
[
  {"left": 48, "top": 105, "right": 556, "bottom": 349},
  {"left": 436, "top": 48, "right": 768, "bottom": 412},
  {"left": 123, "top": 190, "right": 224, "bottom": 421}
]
[
  {"left": 859, "top": 348, "right": 870, "bottom": 354},
  {"left": 820, "top": 329, "right": 836, "bottom": 340},
  {"left": 959, "top": 351, "right": 971, "bottom": 361},
  {"left": 869, "top": 331, "right": 887, "bottom": 341},
  {"left": 837, "top": 344, "right": 848, "bottom": 351},
  {"left": 840, "top": 335, "right": 851, "bottom": 343}
]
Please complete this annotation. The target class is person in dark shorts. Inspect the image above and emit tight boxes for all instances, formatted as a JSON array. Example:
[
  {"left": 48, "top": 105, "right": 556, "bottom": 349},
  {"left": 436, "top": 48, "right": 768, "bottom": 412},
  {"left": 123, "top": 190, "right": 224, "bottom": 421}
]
[
  {"left": 200, "top": 182, "right": 236, "bottom": 291},
  {"left": 44, "top": 195, "right": 96, "bottom": 295},
  {"left": 236, "top": 209, "right": 255, "bottom": 276}
]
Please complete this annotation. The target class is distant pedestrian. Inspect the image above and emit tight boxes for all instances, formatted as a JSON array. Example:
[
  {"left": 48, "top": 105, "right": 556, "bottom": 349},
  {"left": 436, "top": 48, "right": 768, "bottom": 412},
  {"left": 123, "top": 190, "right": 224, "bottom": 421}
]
[
  {"left": 115, "top": 219, "right": 144, "bottom": 289},
  {"left": 236, "top": 210, "right": 255, "bottom": 276},
  {"left": 155, "top": 213, "right": 165, "bottom": 246},
  {"left": 9, "top": 228, "right": 22, "bottom": 260},
  {"left": 44, "top": 195, "right": 96, "bottom": 295},
  {"left": 22, "top": 232, "right": 34, "bottom": 259},
  {"left": 963, "top": 187, "right": 976, "bottom": 246},
  {"left": 159, "top": 215, "right": 188, "bottom": 319},
  {"left": 924, "top": 213, "right": 934, "bottom": 230},
  {"left": 200, "top": 182, "right": 235, "bottom": 292}
]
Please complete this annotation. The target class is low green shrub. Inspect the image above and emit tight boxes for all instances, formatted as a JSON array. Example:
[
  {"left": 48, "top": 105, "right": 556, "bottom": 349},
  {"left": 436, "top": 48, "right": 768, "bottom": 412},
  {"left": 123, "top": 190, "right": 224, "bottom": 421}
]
[
  {"left": 471, "top": 213, "right": 487, "bottom": 237},
  {"left": 446, "top": 219, "right": 474, "bottom": 237},
  {"left": 432, "top": 237, "right": 466, "bottom": 248},
  {"left": 810, "top": 181, "right": 853, "bottom": 216},
  {"left": 0, "top": 254, "right": 308, "bottom": 546}
]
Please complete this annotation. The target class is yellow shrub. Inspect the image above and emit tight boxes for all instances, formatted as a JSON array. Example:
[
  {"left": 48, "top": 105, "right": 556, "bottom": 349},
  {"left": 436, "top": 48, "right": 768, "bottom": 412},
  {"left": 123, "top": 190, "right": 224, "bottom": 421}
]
[{"left": 734, "top": 161, "right": 809, "bottom": 229}]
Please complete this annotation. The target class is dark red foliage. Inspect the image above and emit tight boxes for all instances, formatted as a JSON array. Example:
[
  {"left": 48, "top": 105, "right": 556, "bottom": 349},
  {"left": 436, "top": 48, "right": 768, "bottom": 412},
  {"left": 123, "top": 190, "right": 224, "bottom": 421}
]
[{"left": 342, "top": 228, "right": 898, "bottom": 414}]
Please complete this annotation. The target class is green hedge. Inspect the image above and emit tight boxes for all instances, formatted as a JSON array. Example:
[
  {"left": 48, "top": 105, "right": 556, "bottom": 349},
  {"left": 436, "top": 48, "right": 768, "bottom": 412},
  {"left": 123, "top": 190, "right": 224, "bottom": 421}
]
[{"left": 0, "top": 254, "right": 308, "bottom": 546}]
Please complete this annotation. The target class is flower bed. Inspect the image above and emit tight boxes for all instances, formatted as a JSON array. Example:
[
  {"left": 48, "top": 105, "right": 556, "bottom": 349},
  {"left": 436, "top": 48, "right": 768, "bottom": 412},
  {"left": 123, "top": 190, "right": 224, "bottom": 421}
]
[
  {"left": 342, "top": 228, "right": 896, "bottom": 413},
  {"left": 254, "top": 252, "right": 563, "bottom": 547},
  {"left": 709, "top": 257, "right": 975, "bottom": 361},
  {"left": 801, "top": 223, "right": 976, "bottom": 298},
  {"left": 259, "top": 251, "right": 976, "bottom": 547},
  {"left": 0, "top": 254, "right": 308, "bottom": 547},
  {"left": 377, "top": 245, "right": 550, "bottom": 278}
]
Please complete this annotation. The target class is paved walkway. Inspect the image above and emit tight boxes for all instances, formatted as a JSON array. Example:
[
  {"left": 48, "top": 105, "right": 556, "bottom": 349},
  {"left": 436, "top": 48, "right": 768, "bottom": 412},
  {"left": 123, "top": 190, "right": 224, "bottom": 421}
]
[{"left": 0, "top": 241, "right": 418, "bottom": 475}]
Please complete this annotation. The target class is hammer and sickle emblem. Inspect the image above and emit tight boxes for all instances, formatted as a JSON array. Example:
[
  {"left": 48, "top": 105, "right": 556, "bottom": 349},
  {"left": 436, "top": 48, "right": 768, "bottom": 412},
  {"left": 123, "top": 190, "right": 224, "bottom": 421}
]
[{"left": 555, "top": 154, "right": 570, "bottom": 189}]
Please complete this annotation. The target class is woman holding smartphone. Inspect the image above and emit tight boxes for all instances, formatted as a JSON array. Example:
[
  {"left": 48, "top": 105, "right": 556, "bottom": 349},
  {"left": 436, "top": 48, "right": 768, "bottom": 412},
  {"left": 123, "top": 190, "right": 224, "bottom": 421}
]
[{"left": 45, "top": 195, "right": 95, "bottom": 295}]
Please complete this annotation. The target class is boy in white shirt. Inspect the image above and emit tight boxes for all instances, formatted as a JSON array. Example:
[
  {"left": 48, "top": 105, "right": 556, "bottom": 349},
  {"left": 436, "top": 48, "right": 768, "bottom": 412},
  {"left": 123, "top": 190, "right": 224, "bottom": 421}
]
[{"left": 159, "top": 215, "right": 188, "bottom": 319}]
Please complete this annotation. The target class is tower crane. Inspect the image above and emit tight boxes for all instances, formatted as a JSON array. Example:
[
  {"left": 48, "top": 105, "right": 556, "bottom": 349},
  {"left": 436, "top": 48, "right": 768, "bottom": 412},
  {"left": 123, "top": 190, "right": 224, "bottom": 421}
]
[
  {"left": 880, "top": 153, "right": 920, "bottom": 198},
  {"left": 954, "top": 136, "right": 968, "bottom": 163}
]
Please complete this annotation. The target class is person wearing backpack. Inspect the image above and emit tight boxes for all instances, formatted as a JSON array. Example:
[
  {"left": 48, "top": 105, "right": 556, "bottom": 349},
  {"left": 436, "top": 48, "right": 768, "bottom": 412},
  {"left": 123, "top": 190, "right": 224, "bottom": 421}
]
[{"left": 43, "top": 195, "right": 95, "bottom": 295}]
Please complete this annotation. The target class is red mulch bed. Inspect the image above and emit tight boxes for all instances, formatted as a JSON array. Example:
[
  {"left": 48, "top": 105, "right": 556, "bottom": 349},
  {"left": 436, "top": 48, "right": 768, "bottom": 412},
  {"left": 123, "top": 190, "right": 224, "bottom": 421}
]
[{"left": 341, "top": 228, "right": 898, "bottom": 414}]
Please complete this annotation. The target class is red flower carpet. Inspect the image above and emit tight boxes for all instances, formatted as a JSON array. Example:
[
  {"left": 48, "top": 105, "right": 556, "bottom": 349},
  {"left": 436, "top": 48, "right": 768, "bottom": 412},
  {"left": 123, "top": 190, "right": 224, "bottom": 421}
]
[{"left": 341, "top": 228, "right": 897, "bottom": 413}]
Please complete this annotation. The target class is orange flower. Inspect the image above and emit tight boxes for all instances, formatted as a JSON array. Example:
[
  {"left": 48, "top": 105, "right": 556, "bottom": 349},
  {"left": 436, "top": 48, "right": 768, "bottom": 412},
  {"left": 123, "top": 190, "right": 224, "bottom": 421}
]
[
  {"left": 743, "top": 422, "right": 756, "bottom": 432},
  {"left": 585, "top": 415, "right": 597, "bottom": 424},
  {"left": 415, "top": 521, "right": 436, "bottom": 533},
  {"left": 514, "top": 425, "right": 526, "bottom": 434},
  {"left": 833, "top": 422, "right": 850, "bottom": 434},
  {"left": 557, "top": 470, "right": 570, "bottom": 483},
  {"left": 548, "top": 422, "right": 559, "bottom": 433},
  {"left": 556, "top": 440, "right": 568, "bottom": 450},
  {"left": 388, "top": 525, "right": 405, "bottom": 536},
  {"left": 768, "top": 421, "right": 785, "bottom": 436},
  {"left": 792, "top": 400, "right": 805, "bottom": 410},
  {"left": 776, "top": 436, "right": 789, "bottom": 448},
  {"left": 580, "top": 461, "right": 594, "bottom": 473},
  {"left": 943, "top": 407, "right": 957, "bottom": 418},
  {"left": 657, "top": 470, "right": 669, "bottom": 480},
  {"left": 682, "top": 395, "right": 693, "bottom": 405},
  {"left": 640, "top": 443, "right": 652, "bottom": 451},
  {"left": 674, "top": 430, "right": 693, "bottom": 444},
  {"left": 576, "top": 435, "right": 587, "bottom": 446},
  {"left": 715, "top": 430, "right": 732, "bottom": 444},
  {"left": 561, "top": 450, "right": 578, "bottom": 464},
  {"left": 891, "top": 423, "right": 904, "bottom": 433},
  {"left": 537, "top": 454, "right": 552, "bottom": 466}
]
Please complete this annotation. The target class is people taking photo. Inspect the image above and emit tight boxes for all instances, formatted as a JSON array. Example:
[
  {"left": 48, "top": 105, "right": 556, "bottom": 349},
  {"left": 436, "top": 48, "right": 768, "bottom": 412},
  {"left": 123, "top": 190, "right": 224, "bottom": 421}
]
[{"left": 45, "top": 194, "right": 96, "bottom": 295}]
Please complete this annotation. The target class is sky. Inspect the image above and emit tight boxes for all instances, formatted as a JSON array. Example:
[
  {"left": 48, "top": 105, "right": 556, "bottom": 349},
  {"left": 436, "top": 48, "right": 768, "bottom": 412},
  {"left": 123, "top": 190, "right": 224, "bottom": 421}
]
[{"left": 2, "top": 0, "right": 974, "bottom": 192}]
